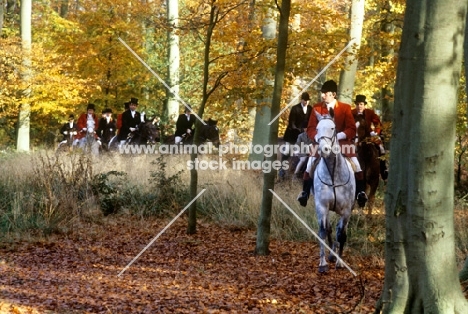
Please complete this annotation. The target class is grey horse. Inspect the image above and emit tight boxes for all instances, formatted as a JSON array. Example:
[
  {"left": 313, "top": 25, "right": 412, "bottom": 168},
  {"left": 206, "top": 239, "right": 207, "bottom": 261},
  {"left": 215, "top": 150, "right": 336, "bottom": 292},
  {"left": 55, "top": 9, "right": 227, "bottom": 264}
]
[{"left": 313, "top": 115, "right": 356, "bottom": 273}]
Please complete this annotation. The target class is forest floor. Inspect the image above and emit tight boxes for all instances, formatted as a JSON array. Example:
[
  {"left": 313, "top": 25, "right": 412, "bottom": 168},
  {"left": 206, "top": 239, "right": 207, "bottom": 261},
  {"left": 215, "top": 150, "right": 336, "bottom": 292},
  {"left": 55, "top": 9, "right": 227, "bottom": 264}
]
[{"left": 0, "top": 216, "right": 385, "bottom": 313}]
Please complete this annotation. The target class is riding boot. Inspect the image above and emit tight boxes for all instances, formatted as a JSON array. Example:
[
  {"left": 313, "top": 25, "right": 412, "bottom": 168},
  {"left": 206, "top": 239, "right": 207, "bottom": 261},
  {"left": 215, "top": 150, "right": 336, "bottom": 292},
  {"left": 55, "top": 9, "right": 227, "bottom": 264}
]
[
  {"left": 355, "top": 171, "right": 368, "bottom": 207},
  {"left": 297, "top": 171, "right": 313, "bottom": 207},
  {"left": 380, "top": 159, "right": 388, "bottom": 180}
]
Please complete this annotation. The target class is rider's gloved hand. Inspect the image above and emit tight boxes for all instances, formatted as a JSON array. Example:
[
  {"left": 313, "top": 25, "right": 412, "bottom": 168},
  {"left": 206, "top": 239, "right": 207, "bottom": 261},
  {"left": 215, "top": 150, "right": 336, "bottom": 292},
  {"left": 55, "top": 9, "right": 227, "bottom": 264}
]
[
  {"left": 337, "top": 132, "right": 346, "bottom": 141},
  {"left": 187, "top": 129, "right": 192, "bottom": 134},
  {"left": 129, "top": 127, "right": 136, "bottom": 132},
  {"left": 370, "top": 131, "right": 377, "bottom": 137},
  {"left": 82, "top": 128, "right": 87, "bottom": 132},
  {"left": 63, "top": 131, "right": 68, "bottom": 135}
]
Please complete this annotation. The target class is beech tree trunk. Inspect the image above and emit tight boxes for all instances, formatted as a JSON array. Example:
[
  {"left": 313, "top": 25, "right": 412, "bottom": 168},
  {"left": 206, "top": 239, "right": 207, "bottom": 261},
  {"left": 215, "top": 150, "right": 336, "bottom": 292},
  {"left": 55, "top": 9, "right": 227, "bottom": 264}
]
[
  {"left": 165, "top": 0, "right": 180, "bottom": 124},
  {"left": 17, "top": 0, "right": 31, "bottom": 152},
  {"left": 380, "top": 1, "right": 396, "bottom": 123},
  {"left": 249, "top": 6, "right": 276, "bottom": 162},
  {"left": 459, "top": 8, "right": 468, "bottom": 280},
  {"left": 337, "top": 0, "right": 365, "bottom": 103},
  {"left": 0, "top": 0, "right": 4, "bottom": 36},
  {"left": 60, "top": 0, "right": 69, "bottom": 18},
  {"left": 256, "top": 0, "right": 291, "bottom": 255},
  {"left": 375, "top": 0, "right": 468, "bottom": 313}
]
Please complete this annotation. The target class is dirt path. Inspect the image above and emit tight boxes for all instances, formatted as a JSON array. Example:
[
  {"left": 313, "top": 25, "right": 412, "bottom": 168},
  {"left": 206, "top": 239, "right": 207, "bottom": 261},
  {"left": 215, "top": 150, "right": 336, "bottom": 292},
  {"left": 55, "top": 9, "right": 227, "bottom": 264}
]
[{"left": 0, "top": 217, "right": 383, "bottom": 313}]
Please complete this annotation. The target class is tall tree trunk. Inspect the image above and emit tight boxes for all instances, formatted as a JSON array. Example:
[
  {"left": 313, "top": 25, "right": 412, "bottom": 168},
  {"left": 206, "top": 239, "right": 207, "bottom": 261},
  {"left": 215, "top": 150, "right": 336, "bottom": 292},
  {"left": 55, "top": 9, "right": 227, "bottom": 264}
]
[
  {"left": 255, "top": 0, "right": 291, "bottom": 255},
  {"left": 0, "top": 0, "right": 4, "bottom": 36},
  {"left": 375, "top": 0, "right": 468, "bottom": 312},
  {"left": 17, "top": 0, "right": 31, "bottom": 152},
  {"left": 337, "top": 0, "right": 365, "bottom": 103},
  {"left": 6, "top": 0, "right": 16, "bottom": 15},
  {"left": 459, "top": 8, "right": 468, "bottom": 280},
  {"left": 465, "top": 10, "right": 468, "bottom": 121},
  {"left": 60, "top": 0, "right": 69, "bottom": 18},
  {"left": 249, "top": 6, "right": 276, "bottom": 162},
  {"left": 165, "top": 0, "right": 180, "bottom": 125},
  {"left": 380, "top": 1, "right": 395, "bottom": 123},
  {"left": 187, "top": 2, "right": 218, "bottom": 235}
]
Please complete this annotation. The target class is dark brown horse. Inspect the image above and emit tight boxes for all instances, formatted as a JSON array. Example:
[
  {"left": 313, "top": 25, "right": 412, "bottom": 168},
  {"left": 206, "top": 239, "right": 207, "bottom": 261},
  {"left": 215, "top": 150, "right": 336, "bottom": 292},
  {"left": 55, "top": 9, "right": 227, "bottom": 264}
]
[
  {"left": 164, "top": 118, "right": 220, "bottom": 148},
  {"left": 355, "top": 115, "right": 381, "bottom": 215},
  {"left": 107, "top": 119, "right": 161, "bottom": 151}
]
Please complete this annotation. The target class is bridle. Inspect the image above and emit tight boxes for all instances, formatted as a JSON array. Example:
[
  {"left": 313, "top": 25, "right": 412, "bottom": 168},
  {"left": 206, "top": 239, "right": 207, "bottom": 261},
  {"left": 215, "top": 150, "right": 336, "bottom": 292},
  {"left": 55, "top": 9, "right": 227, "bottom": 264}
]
[
  {"left": 316, "top": 118, "right": 338, "bottom": 157},
  {"left": 315, "top": 118, "right": 351, "bottom": 211}
]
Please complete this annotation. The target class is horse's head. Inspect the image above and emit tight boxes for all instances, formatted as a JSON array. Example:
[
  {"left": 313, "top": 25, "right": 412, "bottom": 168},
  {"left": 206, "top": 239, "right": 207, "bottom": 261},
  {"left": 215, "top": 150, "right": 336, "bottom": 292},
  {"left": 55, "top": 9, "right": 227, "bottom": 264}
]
[
  {"left": 140, "top": 121, "right": 161, "bottom": 144},
  {"left": 316, "top": 118, "right": 338, "bottom": 158},
  {"left": 201, "top": 118, "right": 220, "bottom": 148},
  {"left": 355, "top": 115, "right": 367, "bottom": 143}
]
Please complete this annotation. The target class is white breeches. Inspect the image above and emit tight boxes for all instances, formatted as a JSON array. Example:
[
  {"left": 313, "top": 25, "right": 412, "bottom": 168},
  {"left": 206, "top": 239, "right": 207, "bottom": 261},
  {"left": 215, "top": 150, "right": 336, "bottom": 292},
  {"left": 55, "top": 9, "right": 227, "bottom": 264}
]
[
  {"left": 306, "top": 156, "right": 362, "bottom": 173},
  {"left": 295, "top": 156, "right": 308, "bottom": 174}
]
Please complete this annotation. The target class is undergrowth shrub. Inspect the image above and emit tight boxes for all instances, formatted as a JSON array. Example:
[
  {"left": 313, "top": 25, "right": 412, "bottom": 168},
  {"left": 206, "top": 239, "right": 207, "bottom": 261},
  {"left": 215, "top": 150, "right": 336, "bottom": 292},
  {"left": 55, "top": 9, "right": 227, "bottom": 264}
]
[
  {"left": 91, "top": 171, "right": 127, "bottom": 216},
  {"left": 91, "top": 155, "right": 189, "bottom": 218},
  {"left": 0, "top": 152, "right": 96, "bottom": 238},
  {"left": 145, "top": 154, "right": 189, "bottom": 216}
]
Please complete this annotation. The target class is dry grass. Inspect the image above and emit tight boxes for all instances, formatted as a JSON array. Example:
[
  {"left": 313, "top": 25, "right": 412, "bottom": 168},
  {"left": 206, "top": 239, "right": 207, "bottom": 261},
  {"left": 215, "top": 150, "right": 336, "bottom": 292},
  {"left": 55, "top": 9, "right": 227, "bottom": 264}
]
[{"left": 2, "top": 149, "right": 468, "bottom": 269}]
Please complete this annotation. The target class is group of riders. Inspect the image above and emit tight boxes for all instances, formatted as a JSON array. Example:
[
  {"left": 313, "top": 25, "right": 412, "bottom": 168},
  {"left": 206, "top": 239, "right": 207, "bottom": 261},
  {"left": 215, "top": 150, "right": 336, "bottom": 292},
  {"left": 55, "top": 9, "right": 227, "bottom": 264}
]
[
  {"left": 59, "top": 81, "right": 386, "bottom": 210},
  {"left": 58, "top": 98, "right": 197, "bottom": 153},
  {"left": 280, "top": 80, "right": 389, "bottom": 209}
]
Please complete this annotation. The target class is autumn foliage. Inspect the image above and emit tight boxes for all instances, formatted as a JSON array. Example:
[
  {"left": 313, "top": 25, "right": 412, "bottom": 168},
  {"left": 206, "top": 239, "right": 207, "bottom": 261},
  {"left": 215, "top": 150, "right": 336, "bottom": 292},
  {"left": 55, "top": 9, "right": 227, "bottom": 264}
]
[{"left": 0, "top": 0, "right": 411, "bottom": 148}]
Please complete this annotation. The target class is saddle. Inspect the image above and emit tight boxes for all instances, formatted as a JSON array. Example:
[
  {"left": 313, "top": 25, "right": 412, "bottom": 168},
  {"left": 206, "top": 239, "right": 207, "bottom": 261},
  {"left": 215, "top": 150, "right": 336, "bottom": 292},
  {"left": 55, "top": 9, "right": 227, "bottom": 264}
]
[
  {"left": 310, "top": 156, "right": 355, "bottom": 195},
  {"left": 312, "top": 156, "right": 356, "bottom": 174}
]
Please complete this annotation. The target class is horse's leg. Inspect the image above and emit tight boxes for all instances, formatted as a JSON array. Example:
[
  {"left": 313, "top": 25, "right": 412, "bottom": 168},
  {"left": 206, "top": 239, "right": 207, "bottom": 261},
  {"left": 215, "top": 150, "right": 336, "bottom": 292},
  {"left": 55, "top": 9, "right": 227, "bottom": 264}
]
[
  {"left": 327, "top": 220, "right": 336, "bottom": 263},
  {"left": 367, "top": 181, "right": 378, "bottom": 216},
  {"left": 366, "top": 162, "right": 380, "bottom": 216},
  {"left": 317, "top": 207, "right": 330, "bottom": 273},
  {"left": 334, "top": 212, "right": 351, "bottom": 269}
]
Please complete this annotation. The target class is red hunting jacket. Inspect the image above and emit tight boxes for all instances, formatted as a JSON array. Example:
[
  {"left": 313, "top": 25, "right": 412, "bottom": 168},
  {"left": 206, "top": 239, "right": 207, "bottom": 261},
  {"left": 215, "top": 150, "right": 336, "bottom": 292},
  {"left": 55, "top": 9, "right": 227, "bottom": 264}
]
[
  {"left": 76, "top": 113, "right": 99, "bottom": 140},
  {"left": 351, "top": 108, "right": 382, "bottom": 136},
  {"left": 307, "top": 101, "right": 356, "bottom": 157}
]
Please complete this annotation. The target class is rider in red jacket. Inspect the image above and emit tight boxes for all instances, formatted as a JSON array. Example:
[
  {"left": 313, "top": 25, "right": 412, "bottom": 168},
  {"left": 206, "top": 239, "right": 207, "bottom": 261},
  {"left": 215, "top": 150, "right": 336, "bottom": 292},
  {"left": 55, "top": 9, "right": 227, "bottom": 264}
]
[
  {"left": 351, "top": 94, "right": 388, "bottom": 180},
  {"left": 297, "top": 80, "right": 367, "bottom": 208}
]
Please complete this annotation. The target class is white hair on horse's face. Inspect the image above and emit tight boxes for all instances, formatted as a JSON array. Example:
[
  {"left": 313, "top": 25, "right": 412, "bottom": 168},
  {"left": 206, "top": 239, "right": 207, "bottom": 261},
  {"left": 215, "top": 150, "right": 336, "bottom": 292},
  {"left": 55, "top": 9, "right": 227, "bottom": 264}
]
[{"left": 316, "top": 118, "right": 338, "bottom": 157}]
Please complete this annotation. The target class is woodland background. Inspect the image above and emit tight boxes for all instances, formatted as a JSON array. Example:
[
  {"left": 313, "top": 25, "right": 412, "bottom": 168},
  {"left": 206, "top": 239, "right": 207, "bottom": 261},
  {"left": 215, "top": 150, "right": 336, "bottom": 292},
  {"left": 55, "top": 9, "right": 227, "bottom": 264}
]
[
  {"left": 3, "top": 0, "right": 468, "bottom": 313},
  {"left": 3, "top": 0, "right": 468, "bottom": 187},
  {"left": 1, "top": 0, "right": 404, "bottom": 149}
]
